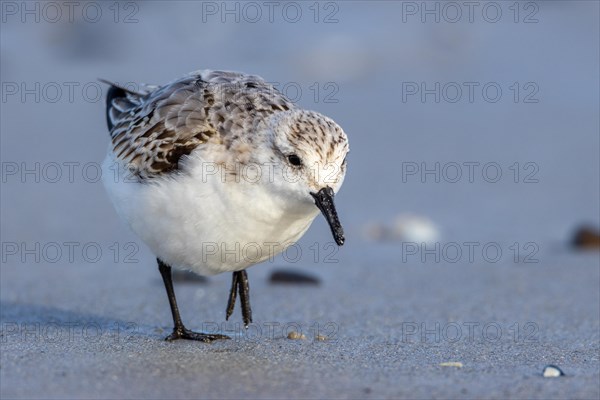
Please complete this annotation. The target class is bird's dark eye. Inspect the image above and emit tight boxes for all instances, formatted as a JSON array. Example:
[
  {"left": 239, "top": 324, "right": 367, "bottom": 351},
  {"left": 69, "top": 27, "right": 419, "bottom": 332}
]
[{"left": 287, "top": 154, "right": 302, "bottom": 166}]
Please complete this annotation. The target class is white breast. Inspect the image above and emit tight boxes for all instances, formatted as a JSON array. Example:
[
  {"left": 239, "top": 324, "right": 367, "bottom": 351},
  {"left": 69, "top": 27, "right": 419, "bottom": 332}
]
[{"left": 102, "top": 154, "right": 319, "bottom": 275}]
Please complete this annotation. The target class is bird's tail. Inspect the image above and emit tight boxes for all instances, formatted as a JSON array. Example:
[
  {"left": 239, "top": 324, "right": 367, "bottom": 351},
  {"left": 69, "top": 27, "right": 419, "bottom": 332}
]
[{"left": 98, "top": 78, "right": 153, "bottom": 132}]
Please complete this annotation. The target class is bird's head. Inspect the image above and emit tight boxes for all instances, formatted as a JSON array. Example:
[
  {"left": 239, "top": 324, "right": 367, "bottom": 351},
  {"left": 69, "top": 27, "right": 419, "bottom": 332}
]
[{"left": 264, "top": 110, "right": 349, "bottom": 246}]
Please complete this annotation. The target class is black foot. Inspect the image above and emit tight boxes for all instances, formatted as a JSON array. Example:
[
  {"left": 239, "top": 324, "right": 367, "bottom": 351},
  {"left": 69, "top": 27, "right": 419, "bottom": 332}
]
[
  {"left": 165, "top": 327, "right": 230, "bottom": 342},
  {"left": 157, "top": 258, "right": 230, "bottom": 343}
]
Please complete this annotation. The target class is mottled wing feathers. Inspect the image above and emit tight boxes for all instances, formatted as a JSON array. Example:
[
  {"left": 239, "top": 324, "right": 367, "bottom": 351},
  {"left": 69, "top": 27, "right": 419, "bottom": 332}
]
[{"left": 104, "top": 70, "right": 294, "bottom": 179}]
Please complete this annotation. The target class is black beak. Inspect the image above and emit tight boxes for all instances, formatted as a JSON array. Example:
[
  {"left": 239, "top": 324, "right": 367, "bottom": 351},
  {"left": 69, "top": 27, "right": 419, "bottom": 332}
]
[{"left": 310, "top": 187, "right": 345, "bottom": 246}]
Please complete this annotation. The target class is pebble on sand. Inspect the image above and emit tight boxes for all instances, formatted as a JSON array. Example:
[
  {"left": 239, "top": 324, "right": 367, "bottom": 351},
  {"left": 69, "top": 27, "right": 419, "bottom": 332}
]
[
  {"left": 542, "top": 365, "right": 565, "bottom": 378},
  {"left": 571, "top": 226, "right": 600, "bottom": 249},
  {"left": 269, "top": 269, "right": 320, "bottom": 285},
  {"left": 315, "top": 334, "right": 328, "bottom": 341},
  {"left": 287, "top": 331, "right": 306, "bottom": 340}
]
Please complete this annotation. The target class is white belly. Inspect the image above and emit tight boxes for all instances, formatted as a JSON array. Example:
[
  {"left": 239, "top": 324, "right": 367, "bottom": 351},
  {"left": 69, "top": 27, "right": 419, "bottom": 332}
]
[{"left": 102, "top": 155, "right": 319, "bottom": 275}]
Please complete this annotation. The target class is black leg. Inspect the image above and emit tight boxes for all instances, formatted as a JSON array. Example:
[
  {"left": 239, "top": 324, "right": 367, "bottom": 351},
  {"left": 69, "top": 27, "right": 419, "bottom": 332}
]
[
  {"left": 225, "top": 271, "right": 239, "bottom": 321},
  {"left": 157, "top": 259, "right": 229, "bottom": 342},
  {"left": 238, "top": 270, "right": 252, "bottom": 328},
  {"left": 224, "top": 270, "right": 253, "bottom": 328}
]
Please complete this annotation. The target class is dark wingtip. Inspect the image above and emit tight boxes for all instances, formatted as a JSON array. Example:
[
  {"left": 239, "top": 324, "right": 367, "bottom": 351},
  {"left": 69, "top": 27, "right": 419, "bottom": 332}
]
[{"left": 99, "top": 79, "right": 127, "bottom": 131}]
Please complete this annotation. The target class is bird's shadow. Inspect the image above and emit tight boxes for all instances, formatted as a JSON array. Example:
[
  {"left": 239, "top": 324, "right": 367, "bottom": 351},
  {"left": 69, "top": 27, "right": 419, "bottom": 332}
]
[{"left": 0, "top": 301, "right": 159, "bottom": 342}]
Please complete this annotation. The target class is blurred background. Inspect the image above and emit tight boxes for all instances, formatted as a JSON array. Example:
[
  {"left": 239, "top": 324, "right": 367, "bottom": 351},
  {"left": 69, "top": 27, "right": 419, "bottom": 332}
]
[
  {"left": 2, "top": 1, "right": 598, "bottom": 260},
  {"left": 1, "top": 1, "right": 599, "bottom": 398}
]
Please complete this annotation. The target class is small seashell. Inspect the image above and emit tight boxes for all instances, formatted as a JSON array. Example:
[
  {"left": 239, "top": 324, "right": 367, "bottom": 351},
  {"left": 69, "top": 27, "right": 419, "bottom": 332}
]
[
  {"left": 439, "top": 362, "right": 463, "bottom": 368},
  {"left": 315, "top": 334, "right": 328, "bottom": 341},
  {"left": 287, "top": 331, "right": 306, "bottom": 340},
  {"left": 393, "top": 214, "right": 440, "bottom": 245},
  {"left": 542, "top": 365, "right": 564, "bottom": 378}
]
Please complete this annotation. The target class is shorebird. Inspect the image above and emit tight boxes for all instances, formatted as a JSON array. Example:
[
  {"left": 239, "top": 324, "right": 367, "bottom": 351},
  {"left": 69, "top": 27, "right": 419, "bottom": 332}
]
[{"left": 101, "top": 70, "right": 349, "bottom": 342}]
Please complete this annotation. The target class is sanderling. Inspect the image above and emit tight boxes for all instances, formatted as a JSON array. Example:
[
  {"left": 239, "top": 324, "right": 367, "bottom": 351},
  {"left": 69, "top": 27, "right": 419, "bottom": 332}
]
[{"left": 101, "top": 70, "right": 349, "bottom": 342}]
